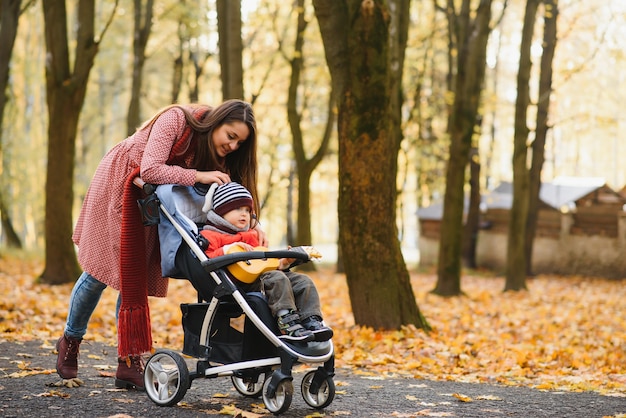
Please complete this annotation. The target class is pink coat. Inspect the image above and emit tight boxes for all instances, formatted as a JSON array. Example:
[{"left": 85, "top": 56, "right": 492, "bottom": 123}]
[{"left": 73, "top": 105, "right": 207, "bottom": 297}]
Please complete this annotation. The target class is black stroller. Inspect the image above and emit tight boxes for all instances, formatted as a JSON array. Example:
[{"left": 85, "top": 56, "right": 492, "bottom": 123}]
[{"left": 137, "top": 182, "right": 335, "bottom": 415}]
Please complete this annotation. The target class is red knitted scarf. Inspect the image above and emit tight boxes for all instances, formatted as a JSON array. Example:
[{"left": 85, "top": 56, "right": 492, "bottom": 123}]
[{"left": 117, "top": 108, "right": 206, "bottom": 358}]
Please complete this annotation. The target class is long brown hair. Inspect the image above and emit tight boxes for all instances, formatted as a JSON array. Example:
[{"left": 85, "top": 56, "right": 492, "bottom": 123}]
[{"left": 157, "top": 100, "right": 260, "bottom": 216}]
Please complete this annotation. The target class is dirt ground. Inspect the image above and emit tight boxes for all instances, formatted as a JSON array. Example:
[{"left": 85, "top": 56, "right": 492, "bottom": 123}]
[{"left": 0, "top": 339, "right": 624, "bottom": 417}]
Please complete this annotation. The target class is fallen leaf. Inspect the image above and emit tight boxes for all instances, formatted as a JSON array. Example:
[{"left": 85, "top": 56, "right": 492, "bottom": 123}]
[
  {"left": 1, "top": 257, "right": 625, "bottom": 396},
  {"left": 113, "top": 398, "right": 135, "bottom": 403},
  {"left": 218, "top": 404, "right": 238, "bottom": 415},
  {"left": 48, "top": 378, "right": 84, "bottom": 388},
  {"left": 16, "top": 353, "right": 33, "bottom": 358},
  {"left": 452, "top": 393, "right": 473, "bottom": 402},
  {"left": 36, "top": 390, "right": 70, "bottom": 398}
]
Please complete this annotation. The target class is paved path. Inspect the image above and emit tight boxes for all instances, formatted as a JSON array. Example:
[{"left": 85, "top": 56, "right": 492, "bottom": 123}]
[{"left": 0, "top": 340, "right": 624, "bottom": 417}]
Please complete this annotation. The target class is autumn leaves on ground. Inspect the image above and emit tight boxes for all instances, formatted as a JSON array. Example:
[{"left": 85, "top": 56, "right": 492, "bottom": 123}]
[{"left": 0, "top": 254, "right": 624, "bottom": 397}]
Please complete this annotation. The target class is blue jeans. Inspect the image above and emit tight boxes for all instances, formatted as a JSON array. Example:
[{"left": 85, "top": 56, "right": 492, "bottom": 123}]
[{"left": 64, "top": 271, "right": 121, "bottom": 339}]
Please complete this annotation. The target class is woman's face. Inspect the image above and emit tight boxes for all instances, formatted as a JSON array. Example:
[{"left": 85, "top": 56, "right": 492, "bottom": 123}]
[{"left": 212, "top": 121, "right": 250, "bottom": 158}]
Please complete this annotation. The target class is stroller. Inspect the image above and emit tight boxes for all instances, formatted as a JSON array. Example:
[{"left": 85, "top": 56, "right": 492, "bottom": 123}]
[{"left": 137, "top": 181, "right": 335, "bottom": 415}]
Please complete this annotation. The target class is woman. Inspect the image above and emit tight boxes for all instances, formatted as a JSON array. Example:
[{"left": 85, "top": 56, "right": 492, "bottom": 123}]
[{"left": 56, "top": 100, "right": 266, "bottom": 390}]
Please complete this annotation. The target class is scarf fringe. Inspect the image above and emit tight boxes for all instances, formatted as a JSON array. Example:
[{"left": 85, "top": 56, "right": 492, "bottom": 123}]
[{"left": 117, "top": 305, "right": 153, "bottom": 356}]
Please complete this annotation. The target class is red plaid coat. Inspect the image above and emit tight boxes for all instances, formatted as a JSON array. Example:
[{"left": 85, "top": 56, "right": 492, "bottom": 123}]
[{"left": 73, "top": 105, "right": 207, "bottom": 297}]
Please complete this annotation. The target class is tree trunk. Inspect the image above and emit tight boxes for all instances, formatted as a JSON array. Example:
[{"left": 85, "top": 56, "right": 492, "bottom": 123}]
[
  {"left": 126, "top": 0, "right": 154, "bottom": 135},
  {"left": 314, "top": 0, "right": 348, "bottom": 278},
  {"left": 314, "top": 0, "right": 428, "bottom": 330},
  {"left": 0, "top": 0, "right": 23, "bottom": 250},
  {"left": 525, "top": 0, "right": 558, "bottom": 276},
  {"left": 40, "top": 0, "right": 105, "bottom": 284},
  {"left": 286, "top": 163, "right": 296, "bottom": 244},
  {"left": 288, "top": 0, "right": 311, "bottom": 247},
  {"left": 217, "top": 0, "right": 243, "bottom": 100},
  {"left": 462, "top": 146, "right": 481, "bottom": 268},
  {"left": 0, "top": 0, "right": 21, "bottom": 132},
  {"left": 285, "top": 0, "right": 334, "bottom": 267},
  {"left": 295, "top": 93, "right": 334, "bottom": 249},
  {"left": 505, "top": 0, "right": 539, "bottom": 292},
  {"left": 389, "top": 0, "right": 410, "bottom": 262},
  {"left": 171, "top": 43, "right": 183, "bottom": 103},
  {"left": 0, "top": 194, "right": 22, "bottom": 248},
  {"left": 484, "top": 28, "right": 503, "bottom": 190},
  {"left": 433, "top": 0, "right": 493, "bottom": 296},
  {"left": 171, "top": 4, "right": 211, "bottom": 105}
]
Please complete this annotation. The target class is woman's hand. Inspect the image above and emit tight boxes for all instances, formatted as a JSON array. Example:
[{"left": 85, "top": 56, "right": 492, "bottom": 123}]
[
  {"left": 254, "top": 223, "right": 269, "bottom": 247},
  {"left": 195, "top": 170, "right": 231, "bottom": 185}
]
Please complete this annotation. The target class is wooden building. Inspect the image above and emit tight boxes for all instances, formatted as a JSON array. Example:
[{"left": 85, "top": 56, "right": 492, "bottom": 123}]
[{"left": 417, "top": 177, "right": 626, "bottom": 278}]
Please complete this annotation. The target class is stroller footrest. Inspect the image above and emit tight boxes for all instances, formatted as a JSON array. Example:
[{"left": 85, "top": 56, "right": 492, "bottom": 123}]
[{"left": 183, "top": 343, "right": 210, "bottom": 358}]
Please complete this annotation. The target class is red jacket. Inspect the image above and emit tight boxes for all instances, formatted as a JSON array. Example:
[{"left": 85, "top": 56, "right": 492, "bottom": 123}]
[{"left": 200, "top": 229, "right": 260, "bottom": 258}]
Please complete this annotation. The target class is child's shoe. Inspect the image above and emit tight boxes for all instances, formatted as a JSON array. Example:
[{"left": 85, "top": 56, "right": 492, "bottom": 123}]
[
  {"left": 301, "top": 315, "right": 333, "bottom": 341},
  {"left": 277, "top": 311, "right": 314, "bottom": 342}
]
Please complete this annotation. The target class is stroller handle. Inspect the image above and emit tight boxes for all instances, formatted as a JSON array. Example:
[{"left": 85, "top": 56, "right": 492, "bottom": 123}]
[
  {"left": 133, "top": 177, "right": 157, "bottom": 195},
  {"left": 201, "top": 250, "right": 309, "bottom": 272}
]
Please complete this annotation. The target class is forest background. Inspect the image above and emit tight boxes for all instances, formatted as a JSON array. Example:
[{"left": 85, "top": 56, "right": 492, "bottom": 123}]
[
  {"left": 0, "top": 0, "right": 625, "bottom": 327},
  {"left": 2, "top": 0, "right": 625, "bottom": 255},
  {"left": 0, "top": 0, "right": 625, "bottom": 403}
]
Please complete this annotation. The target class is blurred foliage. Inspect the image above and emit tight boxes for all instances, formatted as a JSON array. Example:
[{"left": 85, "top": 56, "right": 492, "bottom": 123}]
[{"left": 2, "top": 0, "right": 626, "bottom": 252}]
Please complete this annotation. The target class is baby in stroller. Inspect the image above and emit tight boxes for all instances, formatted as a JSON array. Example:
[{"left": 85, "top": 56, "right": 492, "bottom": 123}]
[
  {"left": 143, "top": 181, "right": 336, "bottom": 414},
  {"left": 199, "top": 182, "right": 333, "bottom": 343}
]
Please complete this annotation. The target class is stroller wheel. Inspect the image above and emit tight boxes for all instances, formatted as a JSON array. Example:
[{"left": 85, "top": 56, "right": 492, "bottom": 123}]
[
  {"left": 144, "top": 349, "right": 190, "bottom": 407},
  {"left": 301, "top": 369, "right": 335, "bottom": 409},
  {"left": 262, "top": 373, "right": 293, "bottom": 414},
  {"left": 231, "top": 372, "right": 267, "bottom": 398}
]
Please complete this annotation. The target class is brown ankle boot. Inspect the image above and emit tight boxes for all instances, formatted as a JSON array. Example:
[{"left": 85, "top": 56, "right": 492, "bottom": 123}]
[
  {"left": 115, "top": 356, "right": 145, "bottom": 391},
  {"left": 56, "top": 334, "right": 82, "bottom": 379}
]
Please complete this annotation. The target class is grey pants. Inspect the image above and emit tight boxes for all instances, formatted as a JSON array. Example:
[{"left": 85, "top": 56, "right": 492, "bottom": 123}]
[{"left": 260, "top": 270, "right": 322, "bottom": 320}]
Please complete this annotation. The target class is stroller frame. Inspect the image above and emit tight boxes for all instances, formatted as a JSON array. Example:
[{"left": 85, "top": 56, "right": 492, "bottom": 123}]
[{"left": 138, "top": 181, "right": 335, "bottom": 414}]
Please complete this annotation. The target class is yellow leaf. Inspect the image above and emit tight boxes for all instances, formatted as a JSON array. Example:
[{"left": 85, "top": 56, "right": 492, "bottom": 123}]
[
  {"left": 218, "top": 404, "right": 237, "bottom": 415},
  {"left": 452, "top": 393, "right": 473, "bottom": 402},
  {"left": 36, "top": 390, "right": 70, "bottom": 398}
]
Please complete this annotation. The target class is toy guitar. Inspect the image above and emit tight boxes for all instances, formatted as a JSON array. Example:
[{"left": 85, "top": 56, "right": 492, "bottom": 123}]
[{"left": 225, "top": 245, "right": 322, "bottom": 284}]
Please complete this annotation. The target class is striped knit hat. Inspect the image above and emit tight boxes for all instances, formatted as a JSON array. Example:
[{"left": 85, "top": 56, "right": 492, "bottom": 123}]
[{"left": 212, "top": 182, "right": 254, "bottom": 217}]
